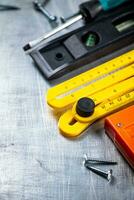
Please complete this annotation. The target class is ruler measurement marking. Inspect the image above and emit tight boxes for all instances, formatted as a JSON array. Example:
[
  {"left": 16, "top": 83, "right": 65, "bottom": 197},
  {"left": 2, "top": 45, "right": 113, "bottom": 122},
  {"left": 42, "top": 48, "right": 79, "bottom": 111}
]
[
  {"left": 58, "top": 91, "right": 134, "bottom": 137},
  {"left": 51, "top": 64, "right": 134, "bottom": 109},
  {"left": 57, "top": 62, "right": 133, "bottom": 99},
  {"left": 90, "top": 77, "right": 134, "bottom": 105},
  {"left": 56, "top": 64, "right": 134, "bottom": 100},
  {"left": 47, "top": 51, "right": 134, "bottom": 103},
  {"left": 74, "top": 91, "right": 134, "bottom": 124}
]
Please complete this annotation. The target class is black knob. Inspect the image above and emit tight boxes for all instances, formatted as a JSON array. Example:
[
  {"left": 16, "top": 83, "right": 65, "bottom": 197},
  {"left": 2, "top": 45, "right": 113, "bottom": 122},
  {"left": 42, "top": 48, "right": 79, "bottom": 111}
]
[
  {"left": 76, "top": 97, "right": 95, "bottom": 117},
  {"left": 79, "top": 1, "right": 102, "bottom": 22}
]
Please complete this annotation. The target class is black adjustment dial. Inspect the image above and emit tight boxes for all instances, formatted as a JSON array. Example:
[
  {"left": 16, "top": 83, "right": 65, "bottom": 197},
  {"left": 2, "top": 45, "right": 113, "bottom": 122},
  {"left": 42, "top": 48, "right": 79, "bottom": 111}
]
[{"left": 76, "top": 97, "right": 95, "bottom": 117}]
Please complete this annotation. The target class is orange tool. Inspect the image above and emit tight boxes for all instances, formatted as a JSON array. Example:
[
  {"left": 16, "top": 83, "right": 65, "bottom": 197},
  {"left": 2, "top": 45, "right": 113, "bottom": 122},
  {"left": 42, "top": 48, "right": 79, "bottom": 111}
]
[{"left": 105, "top": 105, "right": 134, "bottom": 169}]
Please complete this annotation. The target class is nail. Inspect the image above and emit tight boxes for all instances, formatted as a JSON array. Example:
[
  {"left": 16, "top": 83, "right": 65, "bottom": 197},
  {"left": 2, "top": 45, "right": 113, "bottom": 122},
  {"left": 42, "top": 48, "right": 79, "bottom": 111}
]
[{"left": 84, "top": 162, "right": 113, "bottom": 182}]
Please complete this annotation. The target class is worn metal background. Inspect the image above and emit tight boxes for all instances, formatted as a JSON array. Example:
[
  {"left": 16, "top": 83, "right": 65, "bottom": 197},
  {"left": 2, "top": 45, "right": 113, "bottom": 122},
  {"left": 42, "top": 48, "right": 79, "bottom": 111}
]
[{"left": 0, "top": 0, "right": 133, "bottom": 199}]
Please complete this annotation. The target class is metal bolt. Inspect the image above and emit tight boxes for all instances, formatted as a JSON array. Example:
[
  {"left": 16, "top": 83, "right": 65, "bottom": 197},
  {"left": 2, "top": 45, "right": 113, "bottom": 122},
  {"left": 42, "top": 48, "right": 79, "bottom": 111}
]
[
  {"left": 33, "top": 0, "right": 57, "bottom": 22},
  {"left": 84, "top": 161, "right": 113, "bottom": 182}
]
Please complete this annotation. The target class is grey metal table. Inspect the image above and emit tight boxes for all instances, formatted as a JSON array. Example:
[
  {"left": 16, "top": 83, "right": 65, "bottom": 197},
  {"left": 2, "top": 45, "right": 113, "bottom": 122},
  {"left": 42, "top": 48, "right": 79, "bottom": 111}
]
[{"left": 0, "top": 0, "right": 133, "bottom": 200}]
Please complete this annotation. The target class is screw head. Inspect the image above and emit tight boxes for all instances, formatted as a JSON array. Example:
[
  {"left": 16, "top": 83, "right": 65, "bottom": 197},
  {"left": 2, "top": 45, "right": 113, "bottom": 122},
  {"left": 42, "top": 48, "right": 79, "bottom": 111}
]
[
  {"left": 107, "top": 169, "right": 113, "bottom": 182},
  {"left": 49, "top": 15, "right": 57, "bottom": 22},
  {"left": 116, "top": 123, "right": 123, "bottom": 127},
  {"left": 33, "top": 1, "right": 42, "bottom": 10}
]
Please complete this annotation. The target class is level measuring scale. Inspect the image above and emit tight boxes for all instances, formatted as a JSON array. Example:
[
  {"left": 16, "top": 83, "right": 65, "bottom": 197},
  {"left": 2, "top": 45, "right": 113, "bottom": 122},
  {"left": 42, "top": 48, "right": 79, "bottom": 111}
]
[{"left": 46, "top": 50, "right": 134, "bottom": 137}]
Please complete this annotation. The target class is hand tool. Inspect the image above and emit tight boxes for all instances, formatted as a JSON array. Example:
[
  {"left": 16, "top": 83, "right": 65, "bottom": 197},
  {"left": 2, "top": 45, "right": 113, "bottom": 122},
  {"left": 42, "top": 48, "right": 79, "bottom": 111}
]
[
  {"left": 27, "top": 1, "right": 134, "bottom": 79},
  {"left": 105, "top": 105, "right": 134, "bottom": 169},
  {"left": 46, "top": 50, "right": 134, "bottom": 137},
  {"left": 33, "top": 0, "right": 57, "bottom": 22},
  {"left": 84, "top": 161, "right": 113, "bottom": 182},
  {"left": 23, "top": 0, "right": 128, "bottom": 51},
  {"left": 0, "top": 4, "right": 20, "bottom": 11}
]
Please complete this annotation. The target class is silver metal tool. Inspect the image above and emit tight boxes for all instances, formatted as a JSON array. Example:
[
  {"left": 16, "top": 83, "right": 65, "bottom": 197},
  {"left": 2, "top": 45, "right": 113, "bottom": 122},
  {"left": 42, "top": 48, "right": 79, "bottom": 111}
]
[
  {"left": 84, "top": 162, "right": 113, "bottom": 182},
  {"left": 33, "top": 0, "right": 57, "bottom": 22},
  {"left": 23, "top": 14, "right": 82, "bottom": 51}
]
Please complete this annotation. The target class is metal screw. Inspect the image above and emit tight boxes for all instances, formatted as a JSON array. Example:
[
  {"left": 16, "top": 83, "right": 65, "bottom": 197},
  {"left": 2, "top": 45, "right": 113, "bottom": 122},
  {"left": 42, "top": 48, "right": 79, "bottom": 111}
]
[
  {"left": 116, "top": 122, "right": 123, "bottom": 127},
  {"left": 33, "top": 0, "right": 57, "bottom": 22},
  {"left": 84, "top": 161, "right": 113, "bottom": 182}
]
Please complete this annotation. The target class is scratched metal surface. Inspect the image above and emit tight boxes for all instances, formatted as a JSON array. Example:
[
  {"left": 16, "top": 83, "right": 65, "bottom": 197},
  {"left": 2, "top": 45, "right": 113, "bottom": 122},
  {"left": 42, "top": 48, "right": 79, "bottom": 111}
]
[{"left": 0, "top": 0, "right": 133, "bottom": 200}]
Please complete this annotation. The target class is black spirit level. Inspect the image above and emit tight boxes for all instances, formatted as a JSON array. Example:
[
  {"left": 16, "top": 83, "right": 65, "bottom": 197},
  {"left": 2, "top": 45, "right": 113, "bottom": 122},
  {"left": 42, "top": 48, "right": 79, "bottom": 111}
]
[{"left": 28, "top": 1, "right": 134, "bottom": 79}]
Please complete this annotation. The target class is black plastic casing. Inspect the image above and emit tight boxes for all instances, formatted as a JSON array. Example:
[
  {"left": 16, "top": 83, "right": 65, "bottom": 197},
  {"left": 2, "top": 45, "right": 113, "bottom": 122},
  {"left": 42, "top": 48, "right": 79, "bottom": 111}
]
[{"left": 30, "top": 1, "right": 134, "bottom": 79}]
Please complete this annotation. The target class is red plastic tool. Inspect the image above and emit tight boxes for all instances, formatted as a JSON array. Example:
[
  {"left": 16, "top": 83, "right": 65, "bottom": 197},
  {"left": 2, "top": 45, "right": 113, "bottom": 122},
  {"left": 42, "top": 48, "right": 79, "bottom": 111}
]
[{"left": 105, "top": 105, "right": 134, "bottom": 169}]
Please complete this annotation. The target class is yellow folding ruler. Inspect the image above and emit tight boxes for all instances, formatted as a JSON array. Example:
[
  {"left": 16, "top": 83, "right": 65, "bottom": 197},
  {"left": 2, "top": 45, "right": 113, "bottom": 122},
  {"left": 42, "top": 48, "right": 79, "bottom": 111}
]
[{"left": 47, "top": 50, "right": 134, "bottom": 137}]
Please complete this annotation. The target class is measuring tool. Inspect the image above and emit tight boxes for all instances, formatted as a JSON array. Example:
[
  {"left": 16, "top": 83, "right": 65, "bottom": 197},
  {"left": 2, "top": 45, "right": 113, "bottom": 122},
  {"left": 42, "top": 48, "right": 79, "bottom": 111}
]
[
  {"left": 24, "top": 0, "right": 128, "bottom": 51},
  {"left": 46, "top": 50, "right": 134, "bottom": 137},
  {"left": 105, "top": 105, "right": 134, "bottom": 169},
  {"left": 26, "top": 1, "right": 134, "bottom": 79}
]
